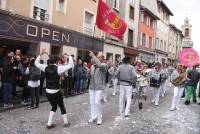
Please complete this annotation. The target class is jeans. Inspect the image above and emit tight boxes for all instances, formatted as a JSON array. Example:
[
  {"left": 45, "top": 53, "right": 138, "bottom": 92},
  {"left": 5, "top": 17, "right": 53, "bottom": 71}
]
[
  {"left": 2, "top": 82, "right": 12, "bottom": 104},
  {"left": 29, "top": 86, "right": 40, "bottom": 107},
  {"left": 74, "top": 76, "right": 82, "bottom": 93}
]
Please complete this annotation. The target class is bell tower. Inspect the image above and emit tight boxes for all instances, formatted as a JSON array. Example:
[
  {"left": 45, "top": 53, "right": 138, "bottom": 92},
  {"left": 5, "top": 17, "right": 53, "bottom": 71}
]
[{"left": 181, "top": 17, "right": 193, "bottom": 48}]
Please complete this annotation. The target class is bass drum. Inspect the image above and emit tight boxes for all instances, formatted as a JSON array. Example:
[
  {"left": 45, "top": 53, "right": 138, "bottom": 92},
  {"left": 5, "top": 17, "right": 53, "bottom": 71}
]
[{"left": 137, "top": 75, "right": 149, "bottom": 87}]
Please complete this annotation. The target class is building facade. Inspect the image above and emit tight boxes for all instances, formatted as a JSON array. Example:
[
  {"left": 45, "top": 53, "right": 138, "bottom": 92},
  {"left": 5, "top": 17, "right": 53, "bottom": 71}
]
[
  {"left": 155, "top": 0, "right": 173, "bottom": 64},
  {"left": 137, "top": 0, "right": 159, "bottom": 63},
  {"left": 0, "top": 0, "right": 103, "bottom": 62}
]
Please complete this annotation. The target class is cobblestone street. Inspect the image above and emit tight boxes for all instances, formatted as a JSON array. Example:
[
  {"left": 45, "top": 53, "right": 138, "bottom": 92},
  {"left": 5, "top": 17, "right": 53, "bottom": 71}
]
[{"left": 0, "top": 86, "right": 199, "bottom": 134}]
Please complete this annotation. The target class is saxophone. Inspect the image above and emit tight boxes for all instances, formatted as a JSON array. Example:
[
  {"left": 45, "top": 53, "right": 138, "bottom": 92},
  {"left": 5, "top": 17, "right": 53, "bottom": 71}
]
[{"left": 171, "top": 72, "right": 187, "bottom": 86}]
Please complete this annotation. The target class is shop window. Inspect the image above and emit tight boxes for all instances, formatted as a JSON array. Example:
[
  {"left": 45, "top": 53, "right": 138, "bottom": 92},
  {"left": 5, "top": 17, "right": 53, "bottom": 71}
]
[
  {"left": 106, "top": 53, "right": 113, "bottom": 62},
  {"left": 56, "top": 0, "right": 67, "bottom": 13},
  {"left": 84, "top": 11, "right": 94, "bottom": 35},
  {"left": 129, "top": 6, "right": 134, "bottom": 20},
  {"left": 128, "top": 29, "right": 134, "bottom": 47},
  {"left": 51, "top": 45, "right": 62, "bottom": 57},
  {"left": 115, "top": 54, "right": 121, "bottom": 64},
  {"left": 113, "top": 0, "right": 120, "bottom": 10}
]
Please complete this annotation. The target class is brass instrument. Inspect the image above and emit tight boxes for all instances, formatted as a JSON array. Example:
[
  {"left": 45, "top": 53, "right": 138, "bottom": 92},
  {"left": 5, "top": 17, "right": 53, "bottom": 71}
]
[{"left": 171, "top": 72, "right": 187, "bottom": 86}]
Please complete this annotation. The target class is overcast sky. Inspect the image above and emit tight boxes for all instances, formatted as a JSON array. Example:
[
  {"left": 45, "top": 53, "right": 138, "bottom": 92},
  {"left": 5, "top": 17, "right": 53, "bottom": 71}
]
[{"left": 163, "top": 0, "right": 200, "bottom": 53}]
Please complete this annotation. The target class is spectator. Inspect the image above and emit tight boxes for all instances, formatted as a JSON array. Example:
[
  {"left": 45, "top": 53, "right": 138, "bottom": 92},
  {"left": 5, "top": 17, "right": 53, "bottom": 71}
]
[
  {"left": 2, "top": 56, "right": 15, "bottom": 109},
  {"left": 82, "top": 62, "right": 89, "bottom": 91},
  {"left": 25, "top": 58, "right": 41, "bottom": 109},
  {"left": 74, "top": 59, "right": 83, "bottom": 94}
]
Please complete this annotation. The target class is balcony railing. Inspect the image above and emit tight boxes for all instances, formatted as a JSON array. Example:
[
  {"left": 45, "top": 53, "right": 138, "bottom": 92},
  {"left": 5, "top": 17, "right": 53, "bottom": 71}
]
[{"left": 33, "top": 7, "right": 49, "bottom": 22}]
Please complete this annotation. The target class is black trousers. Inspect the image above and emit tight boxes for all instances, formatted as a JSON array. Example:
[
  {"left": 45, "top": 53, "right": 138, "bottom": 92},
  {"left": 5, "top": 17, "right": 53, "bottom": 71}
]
[
  {"left": 39, "top": 77, "right": 45, "bottom": 95},
  {"left": 46, "top": 91, "right": 66, "bottom": 114},
  {"left": 29, "top": 86, "right": 40, "bottom": 107},
  {"left": 22, "top": 84, "right": 29, "bottom": 101},
  {"left": 66, "top": 76, "right": 74, "bottom": 95}
]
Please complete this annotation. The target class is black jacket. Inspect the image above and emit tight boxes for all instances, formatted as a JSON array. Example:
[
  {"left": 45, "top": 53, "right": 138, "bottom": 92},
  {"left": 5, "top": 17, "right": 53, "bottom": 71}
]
[
  {"left": 186, "top": 69, "right": 200, "bottom": 87},
  {"left": 2, "top": 62, "right": 15, "bottom": 84}
]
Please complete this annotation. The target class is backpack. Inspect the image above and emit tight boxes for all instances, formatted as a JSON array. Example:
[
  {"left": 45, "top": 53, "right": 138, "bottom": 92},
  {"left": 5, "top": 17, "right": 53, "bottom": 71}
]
[{"left": 29, "top": 66, "right": 41, "bottom": 81}]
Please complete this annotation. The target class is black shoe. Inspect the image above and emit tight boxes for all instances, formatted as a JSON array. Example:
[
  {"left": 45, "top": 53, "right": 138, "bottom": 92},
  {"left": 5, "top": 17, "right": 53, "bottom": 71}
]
[
  {"left": 125, "top": 115, "right": 130, "bottom": 118},
  {"left": 193, "top": 100, "right": 197, "bottom": 103},
  {"left": 46, "top": 124, "right": 56, "bottom": 129},
  {"left": 185, "top": 101, "right": 190, "bottom": 105}
]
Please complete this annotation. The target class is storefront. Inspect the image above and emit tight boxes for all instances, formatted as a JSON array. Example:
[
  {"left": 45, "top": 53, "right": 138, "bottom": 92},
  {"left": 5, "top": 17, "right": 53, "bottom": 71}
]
[
  {"left": 155, "top": 50, "right": 168, "bottom": 64},
  {"left": 124, "top": 47, "right": 139, "bottom": 63},
  {"left": 103, "top": 42, "right": 124, "bottom": 64},
  {"left": 0, "top": 10, "right": 103, "bottom": 61},
  {"left": 138, "top": 49, "right": 155, "bottom": 64}
]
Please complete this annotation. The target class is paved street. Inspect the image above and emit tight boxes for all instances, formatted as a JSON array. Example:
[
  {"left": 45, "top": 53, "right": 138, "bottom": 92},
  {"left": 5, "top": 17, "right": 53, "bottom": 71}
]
[{"left": 0, "top": 86, "right": 199, "bottom": 134}]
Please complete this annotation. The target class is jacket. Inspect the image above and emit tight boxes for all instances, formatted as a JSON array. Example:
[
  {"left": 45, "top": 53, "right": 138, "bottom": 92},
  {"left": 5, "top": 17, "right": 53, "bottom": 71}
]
[
  {"left": 115, "top": 64, "right": 137, "bottom": 86},
  {"left": 2, "top": 62, "right": 15, "bottom": 84},
  {"left": 89, "top": 56, "right": 108, "bottom": 91}
]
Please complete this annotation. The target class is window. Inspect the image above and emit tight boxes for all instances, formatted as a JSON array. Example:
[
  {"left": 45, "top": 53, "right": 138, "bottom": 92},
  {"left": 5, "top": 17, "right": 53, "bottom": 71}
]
[
  {"left": 115, "top": 54, "right": 121, "bottom": 64},
  {"left": 0, "top": 0, "right": 1, "bottom": 7},
  {"left": 155, "top": 38, "right": 159, "bottom": 48},
  {"left": 164, "top": 41, "right": 166, "bottom": 51},
  {"left": 146, "top": 16, "right": 151, "bottom": 26},
  {"left": 129, "top": 6, "right": 134, "bottom": 20},
  {"left": 142, "top": 33, "right": 146, "bottom": 46},
  {"left": 58, "top": 0, "right": 64, "bottom": 12},
  {"left": 146, "top": 35, "right": 149, "bottom": 48},
  {"left": 33, "top": 6, "right": 48, "bottom": 21},
  {"left": 149, "top": 36, "right": 152, "bottom": 49},
  {"left": 113, "top": 0, "right": 120, "bottom": 10},
  {"left": 185, "top": 28, "right": 189, "bottom": 37},
  {"left": 141, "top": 12, "right": 144, "bottom": 22},
  {"left": 33, "top": 0, "right": 50, "bottom": 21},
  {"left": 84, "top": 11, "right": 94, "bottom": 35},
  {"left": 150, "top": 18, "right": 154, "bottom": 28},
  {"left": 128, "top": 29, "right": 134, "bottom": 46},
  {"left": 51, "top": 45, "right": 62, "bottom": 57},
  {"left": 106, "top": 53, "right": 113, "bottom": 62},
  {"left": 160, "top": 40, "right": 163, "bottom": 50}
]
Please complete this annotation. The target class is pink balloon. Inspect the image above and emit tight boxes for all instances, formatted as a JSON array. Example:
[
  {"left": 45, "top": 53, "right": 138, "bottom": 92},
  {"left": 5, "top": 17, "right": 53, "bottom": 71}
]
[{"left": 178, "top": 48, "right": 199, "bottom": 67}]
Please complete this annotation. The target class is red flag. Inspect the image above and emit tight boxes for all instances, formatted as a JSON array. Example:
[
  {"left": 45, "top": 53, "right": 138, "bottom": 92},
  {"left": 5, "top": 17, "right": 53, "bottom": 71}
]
[{"left": 96, "top": 0, "right": 127, "bottom": 40}]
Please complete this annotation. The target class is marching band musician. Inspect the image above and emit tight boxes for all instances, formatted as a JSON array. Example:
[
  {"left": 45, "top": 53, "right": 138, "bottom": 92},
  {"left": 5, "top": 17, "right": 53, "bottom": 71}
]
[
  {"left": 170, "top": 64, "right": 187, "bottom": 111},
  {"left": 160, "top": 64, "right": 169, "bottom": 97},
  {"left": 149, "top": 62, "right": 162, "bottom": 106}
]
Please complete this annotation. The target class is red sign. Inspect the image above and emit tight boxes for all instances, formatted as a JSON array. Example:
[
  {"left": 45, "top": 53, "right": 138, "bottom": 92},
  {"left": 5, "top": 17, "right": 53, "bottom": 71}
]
[
  {"left": 178, "top": 48, "right": 199, "bottom": 67},
  {"left": 96, "top": 0, "right": 127, "bottom": 40}
]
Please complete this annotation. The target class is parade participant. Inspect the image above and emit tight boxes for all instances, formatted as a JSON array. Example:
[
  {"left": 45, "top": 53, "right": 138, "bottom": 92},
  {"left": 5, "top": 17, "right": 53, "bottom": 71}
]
[
  {"left": 35, "top": 49, "right": 73, "bottom": 129},
  {"left": 149, "top": 62, "right": 162, "bottom": 106},
  {"left": 185, "top": 65, "right": 200, "bottom": 105},
  {"left": 170, "top": 64, "right": 187, "bottom": 110},
  {"left": 115, "top": 57, "right": 137, "bottom": 118},
  {"left": 102, "top": 60, "right": 112, "bottom": 102},
  {"left": 160, "top": 64, "right": 169, "bottom": 97},
  {"left": 88, "top": 51, "right": 107, "bottom": 125},
  {"left": 112, "top": 63, "right": 118, "bottom": 96}
]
